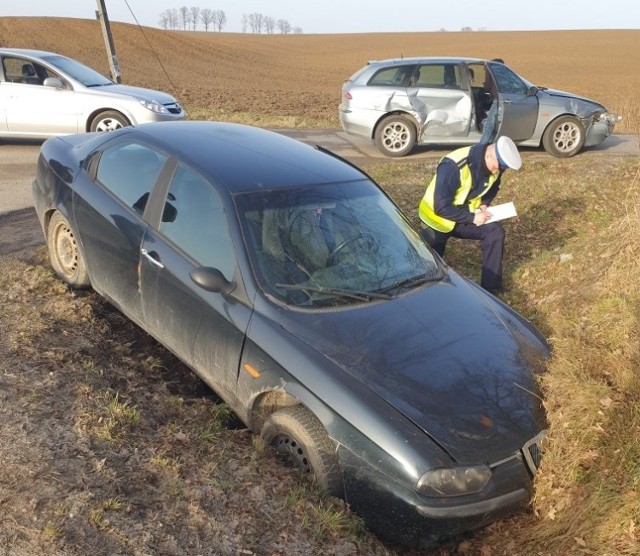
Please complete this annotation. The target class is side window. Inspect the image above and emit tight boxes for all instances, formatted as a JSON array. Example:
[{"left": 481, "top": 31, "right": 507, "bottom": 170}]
[
  {"left": 415, "top": 64, "right": 462, "bottom": 89},
  {"left": 2, "top": 57, "right": 42, "bottom": 85},
  {"left": 96, "top": 142, "right": 167, "bottom": 214},
  {"left": 160, "top": 164, "right": 235, "bottom": 280},
  {"left": 368, "top": 65, "right": 414, "bottom": 86},
  {"left": 489, "top": 63, "right": 528, "bottom": 95}
]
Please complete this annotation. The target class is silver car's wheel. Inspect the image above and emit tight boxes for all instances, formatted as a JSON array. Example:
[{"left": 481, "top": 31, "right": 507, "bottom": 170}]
[
  {"left": 542, "top": 115, "right": 585, "bottom": 158},
  {"left": 47, "top": 212, "right": 91, "bottom": 288},
  {"left": 90, "top": 110, "right": 130, "bottom": 133},
  {"left": 374, "top": 115, "right": 416, "bottom": 157},
  {"left": 261, "top": 406, "right": 342, "bottom": 497}
]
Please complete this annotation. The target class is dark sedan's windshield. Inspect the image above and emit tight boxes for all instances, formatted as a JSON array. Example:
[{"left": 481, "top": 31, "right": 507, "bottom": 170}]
[
  {"left": 235, "top": 180, "right": 440, "bottom": 307},
  {"left": 42, "top": 55, "right": 113, "bottom": 87}
]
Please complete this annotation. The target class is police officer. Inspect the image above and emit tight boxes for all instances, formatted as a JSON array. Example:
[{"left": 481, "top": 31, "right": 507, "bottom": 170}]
[{"left": 418, "top": 136, "right": 521, "bottom": 293}]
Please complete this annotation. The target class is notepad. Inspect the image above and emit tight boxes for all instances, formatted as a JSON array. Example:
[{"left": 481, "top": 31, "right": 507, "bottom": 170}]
[{"left": 484, "top": 202, "right": 517, "bottom": 223}]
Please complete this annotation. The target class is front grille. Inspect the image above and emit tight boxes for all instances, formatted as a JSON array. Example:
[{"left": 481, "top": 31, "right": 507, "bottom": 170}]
[
  {"left": 165, "top": 103, "right": 183, "bottom": 115},
  {"left": 522, "top": 432, "right": 546, "bottom": 476}
]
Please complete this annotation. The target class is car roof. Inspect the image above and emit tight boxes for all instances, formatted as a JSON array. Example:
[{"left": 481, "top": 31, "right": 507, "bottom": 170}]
[
  {"left": 0, "top": 47, "right": 59, "bottom": 58},
  {"left": 366, "top": 56, "right": 487, "bottom": 66},
  {"left": 130, "top": 121, "right": 368, "bottom": 194}
]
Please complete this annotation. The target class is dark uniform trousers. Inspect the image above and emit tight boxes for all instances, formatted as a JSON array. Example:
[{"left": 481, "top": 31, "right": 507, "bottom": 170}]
[{"left": 422, "top": 222, "right": 505, "bottom": 292}]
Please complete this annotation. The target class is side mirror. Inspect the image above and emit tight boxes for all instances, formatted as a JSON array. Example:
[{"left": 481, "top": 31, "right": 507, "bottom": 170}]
[
  {"left": 190, "top": 267, "right": 236, "bottom": 295},
  {"left": 527, "top": 85, "right": 539, "bottom": 96},
  {"left": 43, "top": 77, "right": 64, "bottom": 89}
]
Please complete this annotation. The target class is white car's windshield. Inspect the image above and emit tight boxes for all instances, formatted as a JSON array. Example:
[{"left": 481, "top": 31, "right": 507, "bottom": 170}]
[
  {"left": 236, "top": 180, "right": 441, "bottom": 307},
  {"left": 42, "top": 55, "right": 113, "bottom": 87}
]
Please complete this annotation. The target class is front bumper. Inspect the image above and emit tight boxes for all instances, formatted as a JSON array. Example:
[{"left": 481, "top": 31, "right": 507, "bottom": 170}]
[
  {"left": 584, "top": 112, "right": 621, "bottom": 148},
  {"left": 338, "top": 445, "right": 534, "bottom": 547}
]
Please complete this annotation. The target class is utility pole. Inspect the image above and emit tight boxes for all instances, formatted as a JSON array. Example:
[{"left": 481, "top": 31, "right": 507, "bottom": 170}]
[{"left": 95, "top": 0, "right": 121, "bottom": 83}]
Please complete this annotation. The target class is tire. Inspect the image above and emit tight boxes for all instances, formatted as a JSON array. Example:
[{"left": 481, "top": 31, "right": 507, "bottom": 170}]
[
  {"left": 542, "top": 115, "right": 585, "bottom": 158},
  {"left": 47, "top": 212, "right": 91, "bottom": 288},
  {"left": 90, "top": 110, "right": 130, "bottom": 132},
  {"left": 374, "top": 115, "right": 417, "bottom": 157},
  {"left": 261, "top": 406, "right": 342, "bottom": 497}
]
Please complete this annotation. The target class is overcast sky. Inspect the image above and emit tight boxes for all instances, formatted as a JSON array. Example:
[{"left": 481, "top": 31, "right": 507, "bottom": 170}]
[{"left": 3, "top": 0, "right": 637, "bottom": 34}]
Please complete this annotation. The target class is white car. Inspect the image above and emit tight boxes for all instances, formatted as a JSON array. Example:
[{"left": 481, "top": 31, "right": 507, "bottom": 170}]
[
  {"left": 0, "top": 48, "right": 185, "bottom": 138},
  {"left": 339, "top": 57, "right": 621, "bottom": 158}
]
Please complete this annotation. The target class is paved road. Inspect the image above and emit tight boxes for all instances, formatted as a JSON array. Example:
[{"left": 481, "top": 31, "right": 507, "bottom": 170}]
[{"left": 1, "top": 132, "right": 638, "bottom": 216}]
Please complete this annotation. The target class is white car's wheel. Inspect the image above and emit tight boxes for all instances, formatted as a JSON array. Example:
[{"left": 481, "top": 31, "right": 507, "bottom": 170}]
[
  {"left": 90, "top": 110, "right": 130, "bottom": 132},
  {"left": 542, "top": 115, "right": 585, "bottom": 158},
  {"left": 374, "top": 115, "right": 417, "bottom": 157}
]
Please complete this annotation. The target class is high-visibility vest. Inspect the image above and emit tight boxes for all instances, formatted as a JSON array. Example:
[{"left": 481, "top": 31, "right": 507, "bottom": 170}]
[{"left": 418, "top": 147, "right": 499, "bottom": 233}]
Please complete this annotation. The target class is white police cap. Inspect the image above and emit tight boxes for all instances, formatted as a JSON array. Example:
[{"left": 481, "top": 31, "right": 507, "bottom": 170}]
[{"left": 495, "top": 136, "right": 522, "bottom": 171}]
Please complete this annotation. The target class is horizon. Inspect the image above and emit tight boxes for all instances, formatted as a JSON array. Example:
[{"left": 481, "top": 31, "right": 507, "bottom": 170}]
[{"left": 1, "top": 0, "right": 637, "bottom": 34}]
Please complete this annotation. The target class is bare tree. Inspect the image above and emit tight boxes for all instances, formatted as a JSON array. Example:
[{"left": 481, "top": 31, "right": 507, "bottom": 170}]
[
  {"left": 212, "top": 9, "right": 227, "bottom": 32},
  {"left": 248, "top": 13, "right": 264, "bottom": 34},
  {"left": 264, "top": 16, "right": 276, "bottom": 34},
  {"left": 190, "top": 6, "right": 201, "bottom": 30},
  {"left": 179, "top": 6, "right": 190, "bottom": 30},
  {"left": 293, "top": 27, "right": 303, "bottom": 34},
  {"left": 200, "top": 8, "right": 213, "bottom": 31},
  {"left": 241, "top": 14, "right": 248, "bottom": 33},
  {"left": 277, "top": 19, "right": 292, "bottom": 34},
  {"left": 169, "top": 8, "right": 180, "bottom": 30},
  {"left": 158, "top": 10, "right": 170, "bottom": 30}
]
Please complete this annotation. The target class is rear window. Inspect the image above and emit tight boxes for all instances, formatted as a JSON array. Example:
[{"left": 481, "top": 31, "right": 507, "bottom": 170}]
[{"left": 367, "top": 65, "right": 414, "bottom": 87}]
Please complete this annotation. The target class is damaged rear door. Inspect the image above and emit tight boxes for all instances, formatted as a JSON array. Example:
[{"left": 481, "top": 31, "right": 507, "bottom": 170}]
[{"left": 407, "top": 62, "right": 473, "bottom": 142}]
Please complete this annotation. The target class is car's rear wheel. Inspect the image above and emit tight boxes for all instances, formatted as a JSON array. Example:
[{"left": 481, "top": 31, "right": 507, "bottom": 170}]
[
  {"left": 261, "top": 406, "right": 342, "bottom": 496},
  {"left": 90, "top": 110, "right": 130, "bottom": 133},
  {"left": 47, "top": 212, "right": 91, "bottom": 288},
  {"left": 542, "top": 115, "right": 585, "bottom": 158},
  {"left": 374, "top": 115, "right": 417, "bottom": 157}
]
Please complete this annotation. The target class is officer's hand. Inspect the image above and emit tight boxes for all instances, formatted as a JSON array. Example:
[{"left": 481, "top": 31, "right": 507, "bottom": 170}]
[{"left": 473, "top": 207, "right": 490, "bottom": 226}]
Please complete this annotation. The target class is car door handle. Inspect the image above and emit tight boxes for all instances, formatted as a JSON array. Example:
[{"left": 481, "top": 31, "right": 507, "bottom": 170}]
[{"left": 141, "top": 248, "right": 164, "bottom": 269}]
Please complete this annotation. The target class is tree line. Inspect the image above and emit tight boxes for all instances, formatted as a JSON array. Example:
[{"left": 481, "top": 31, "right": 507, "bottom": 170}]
[{"left": 158, "top": 8, "right": 302, "bottom": 34}]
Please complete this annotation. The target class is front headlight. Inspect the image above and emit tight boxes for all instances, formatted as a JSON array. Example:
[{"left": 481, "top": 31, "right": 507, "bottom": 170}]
[
  {"left": 597, "top": 112, "right": 622, "bottom": 124},
  {"left": 417, "top": 465, "right": 491, "bottom": 497},
  {"left": 137, "top": 97, "right": 168, "bottom": 114}
]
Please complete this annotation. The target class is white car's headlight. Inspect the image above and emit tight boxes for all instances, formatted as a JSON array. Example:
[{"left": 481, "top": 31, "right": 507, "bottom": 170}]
[
  {"left": 137, "top": 97, "right": 168, "bottom": 114},
  {"left": 417, "top": 465, "right": 491, "bottom": 497}
]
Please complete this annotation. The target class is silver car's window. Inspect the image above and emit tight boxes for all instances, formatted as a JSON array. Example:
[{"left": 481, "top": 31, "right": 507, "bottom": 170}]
[
  {"left": 414, "top": 64, "right": 462, "bottom": 89},
  {"left": 2, "top": 57, "right": 45, "bottom": 85},
  {"left": 41, "top": 54, "right": 113, "bottom": 87},
  {"left": 489, "top": 63, "right": 529, "bottom": 95},
  {"left": 236, "top": 180, "right": 439, "bottom": 307},
  {"left": 368, "top": 65, "right": 414, "bottom": 87},
  {"left": 159, "top": 164, "right": 235, "bottom": 280},
  {"left": 96, "top": 142, "right": 167, "bottom": 214}
]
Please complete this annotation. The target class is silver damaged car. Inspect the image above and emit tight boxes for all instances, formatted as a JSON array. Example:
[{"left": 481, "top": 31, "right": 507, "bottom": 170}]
[
  {"left": 339, "top": 57, "right": 621, "bottom": 158},
  {"left": 0, "top": 48, "right": 185, "bottom": 138}
]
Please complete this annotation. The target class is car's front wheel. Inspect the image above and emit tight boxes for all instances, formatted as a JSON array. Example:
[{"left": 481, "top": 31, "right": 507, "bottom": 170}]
[
  {"left": 374, "top": 115, "right": 417, "bottom": 157},
  {"left": 47, "top": 211, "right": 91, "bottom": 288},
  {"left": 261, "top": 406, "right": 342, "bottom": 496},
  {"left": 542, "top": 115, "right": 585, "bottom": 158},
  {"left": 90, "top": 110, "right": 130, "bottom": 132}
]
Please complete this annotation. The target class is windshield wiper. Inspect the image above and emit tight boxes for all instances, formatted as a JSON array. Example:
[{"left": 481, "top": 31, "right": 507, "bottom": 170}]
[
  {"left": 376, "top": 272, "right": 440, "bottom": 294},
  {"left": 276, "top": 283, "right": 392, "bottom": 301}
]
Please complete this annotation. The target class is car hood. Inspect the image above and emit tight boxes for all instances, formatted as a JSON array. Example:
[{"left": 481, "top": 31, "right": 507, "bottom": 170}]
[
  {"left": 277, "top": 274, "right": 548, "bottom": 464},
  {"left": 90, "top": 83, "right": 179, "bottom": 104},
  {"left": 539, "top": 87, "right": 605, "bottom": 110}
]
